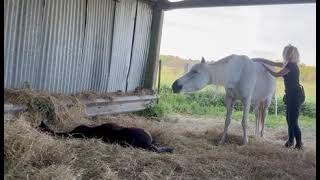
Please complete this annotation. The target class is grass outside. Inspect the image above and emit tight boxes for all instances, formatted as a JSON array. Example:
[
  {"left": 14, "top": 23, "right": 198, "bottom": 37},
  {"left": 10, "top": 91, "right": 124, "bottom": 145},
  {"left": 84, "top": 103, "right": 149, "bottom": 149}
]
[
  {"left": 152, "top": 56, "right": 316, "bottom": 131},
  {"left": 149, "top": 86, "right": 315, "bottom": 130}
]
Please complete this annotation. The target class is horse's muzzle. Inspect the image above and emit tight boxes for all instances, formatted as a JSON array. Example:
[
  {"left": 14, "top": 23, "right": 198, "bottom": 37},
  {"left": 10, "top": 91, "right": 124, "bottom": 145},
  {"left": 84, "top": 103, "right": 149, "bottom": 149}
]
[{"left": 172, "top": 80, "right": 182, "bottom": 93}]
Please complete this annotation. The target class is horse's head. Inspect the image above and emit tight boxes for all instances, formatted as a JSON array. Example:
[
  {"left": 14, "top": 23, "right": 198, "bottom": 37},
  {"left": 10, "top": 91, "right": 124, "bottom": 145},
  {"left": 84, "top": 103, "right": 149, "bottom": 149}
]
[{"left": 172, "top": 57, "right": 210, "bottom": 93}]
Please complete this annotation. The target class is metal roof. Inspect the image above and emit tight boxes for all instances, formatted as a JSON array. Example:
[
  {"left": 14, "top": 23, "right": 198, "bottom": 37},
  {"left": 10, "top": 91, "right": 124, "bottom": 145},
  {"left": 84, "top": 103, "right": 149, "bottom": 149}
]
[{"left": 156, "top": 0, "right": 316, "bottom": 10}]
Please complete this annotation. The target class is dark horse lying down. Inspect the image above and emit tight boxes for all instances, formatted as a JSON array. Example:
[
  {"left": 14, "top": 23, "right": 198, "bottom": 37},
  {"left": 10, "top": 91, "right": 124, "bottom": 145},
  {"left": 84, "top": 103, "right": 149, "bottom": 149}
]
[{"left": 38, "top": 122, "right": 174, "bottom": 153}]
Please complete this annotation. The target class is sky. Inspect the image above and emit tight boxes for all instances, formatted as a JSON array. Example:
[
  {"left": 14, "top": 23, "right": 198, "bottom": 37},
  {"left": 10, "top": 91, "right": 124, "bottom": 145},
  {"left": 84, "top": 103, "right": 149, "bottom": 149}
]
[{"left": 160, "top": 3, "right": 316, "bottom": 66}]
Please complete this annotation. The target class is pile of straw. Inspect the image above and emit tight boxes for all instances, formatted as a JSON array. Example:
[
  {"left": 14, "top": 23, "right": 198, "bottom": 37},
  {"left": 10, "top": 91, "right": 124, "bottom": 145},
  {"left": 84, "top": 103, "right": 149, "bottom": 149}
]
[{"left": 4, "top": 89, "right": 316, "bottom": 180}]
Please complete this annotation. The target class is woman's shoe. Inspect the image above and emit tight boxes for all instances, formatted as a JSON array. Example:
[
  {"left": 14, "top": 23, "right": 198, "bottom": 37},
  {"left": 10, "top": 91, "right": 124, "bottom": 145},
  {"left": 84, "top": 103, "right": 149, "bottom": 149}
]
[
  {"left": 284, "top": 140, "right": 294, "bottom": 148},
  {"left": 294, "top": 143, "right": 304, "bottom": 150}
]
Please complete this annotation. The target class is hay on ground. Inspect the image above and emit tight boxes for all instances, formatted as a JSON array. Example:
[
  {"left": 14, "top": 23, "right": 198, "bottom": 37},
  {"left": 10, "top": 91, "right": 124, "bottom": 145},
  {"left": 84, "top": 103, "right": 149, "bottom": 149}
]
[{"left": 4, "top": 90, "right": 316, "bottom": 180}]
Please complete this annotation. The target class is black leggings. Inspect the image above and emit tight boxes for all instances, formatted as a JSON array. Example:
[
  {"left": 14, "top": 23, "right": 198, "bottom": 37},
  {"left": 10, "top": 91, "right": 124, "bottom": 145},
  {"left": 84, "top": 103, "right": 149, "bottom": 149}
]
[{"left": 285, "top": 95, "right": 302, "bottom": 145}]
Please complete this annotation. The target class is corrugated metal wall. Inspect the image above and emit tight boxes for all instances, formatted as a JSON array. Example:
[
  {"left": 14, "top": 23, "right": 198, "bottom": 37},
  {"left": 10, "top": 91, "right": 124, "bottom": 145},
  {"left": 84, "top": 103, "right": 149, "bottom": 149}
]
[
  {"left": 107, "top": 0, "right": 137, "bottom": 92},
  {"left": 82, "top": 0, "right": 115, "bottom": 92},
  {"left": 4, "top": 0, "right": 154, "bottom": 94},
  {"left": 39, "top": 0, "right": 86, "bottom": 93},
  {"left": 4, "top": 0, "right": 44, "bottom": 89},
  {"left": 126, "top": 1, "right": 153, "bottom": 91}
]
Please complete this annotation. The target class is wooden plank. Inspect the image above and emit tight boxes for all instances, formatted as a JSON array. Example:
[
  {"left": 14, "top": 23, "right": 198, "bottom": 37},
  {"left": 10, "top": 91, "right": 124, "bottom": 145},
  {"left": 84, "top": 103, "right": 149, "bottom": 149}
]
[
  {"left": 4, "top": 104, "right": 27, "bottom": 121},
  {"left": 4, "top": 95, "right": 157, "bottom": 119},
  {"left": 4, "top": 104, "right": 27, "bottom": 114},
  {"left": 85, "top": 100, "right": 153, "bottom": 117},
  {"left": 84, "top": 95, "right": 157, "bottom": 106},
  {"left": 143, "top": 4, "right": 164, "bottom": 89},
  {"left": 160, "top": 0, "right": 315, "bottom": 10}
]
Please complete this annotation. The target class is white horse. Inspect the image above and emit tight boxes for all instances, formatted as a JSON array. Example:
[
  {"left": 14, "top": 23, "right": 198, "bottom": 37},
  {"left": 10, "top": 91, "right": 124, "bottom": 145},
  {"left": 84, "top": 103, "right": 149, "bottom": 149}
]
[{"left": 172, "top": 55, "right": 276, "bottom": 145}]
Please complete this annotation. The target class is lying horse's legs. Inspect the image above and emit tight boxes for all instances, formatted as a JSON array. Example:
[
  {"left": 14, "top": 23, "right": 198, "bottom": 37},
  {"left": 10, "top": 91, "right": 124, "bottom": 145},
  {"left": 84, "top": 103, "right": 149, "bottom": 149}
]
[
  {"left": 148, "top": 144, "right": 174, "bottom": 153},
  {"left": 220, "top": 95, "right": 235, "bottom": 145},
  {"left": 241, "top": 97, "right": 251, "bottom": 145}
]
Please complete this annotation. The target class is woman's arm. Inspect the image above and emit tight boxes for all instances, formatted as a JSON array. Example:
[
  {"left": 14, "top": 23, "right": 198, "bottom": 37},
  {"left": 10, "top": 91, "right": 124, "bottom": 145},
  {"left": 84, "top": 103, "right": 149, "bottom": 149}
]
[
  {"left": 252, "top": 58, "right": 283, "bottom": 67},
  {"left": 262, "top": 64, "right": 290, "bottom": 77}
]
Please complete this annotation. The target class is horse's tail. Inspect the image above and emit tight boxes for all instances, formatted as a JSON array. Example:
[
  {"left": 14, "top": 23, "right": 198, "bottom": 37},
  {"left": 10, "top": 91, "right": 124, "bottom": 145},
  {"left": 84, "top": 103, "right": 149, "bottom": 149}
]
[
  {"left": 149, "top": 144, "right": 174, "bottom": 153},
  {"left": 38, "top": 121, "right": 69, "bottom": 137}
]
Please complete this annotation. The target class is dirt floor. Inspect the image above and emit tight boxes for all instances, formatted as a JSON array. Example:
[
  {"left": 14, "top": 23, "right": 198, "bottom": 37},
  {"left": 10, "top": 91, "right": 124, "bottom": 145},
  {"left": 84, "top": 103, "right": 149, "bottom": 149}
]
[{"left": 4, "top": 111, "right": 316, "bottom": 180}]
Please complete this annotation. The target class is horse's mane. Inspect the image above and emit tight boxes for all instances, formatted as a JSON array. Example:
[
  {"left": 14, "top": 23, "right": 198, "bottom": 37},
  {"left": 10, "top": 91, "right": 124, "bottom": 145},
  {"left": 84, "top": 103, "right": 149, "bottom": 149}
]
[
  {"left": 208, "top": 54, "right": 242, "bottom": 66},
  {"left": 205, "top": 55, "right": 237, "bottom": 85}
]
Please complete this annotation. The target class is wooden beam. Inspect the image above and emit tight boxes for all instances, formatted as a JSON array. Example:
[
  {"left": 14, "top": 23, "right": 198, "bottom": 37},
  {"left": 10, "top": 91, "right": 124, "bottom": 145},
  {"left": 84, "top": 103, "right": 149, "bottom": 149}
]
[
  {"left": 4, "top": 95, "right": 158, "bottom": 120},
  {"left": 83, "top": 95, "right": 157, "bottom": 106},
  {"left": 4, "top": 104, "right": 27, "bottom": 114},
  {"left": 143, "top": 3, "right": 164, "bottom": 89},
  {"left": 4, "top": 104, "right": 28, "bottom": 121},
  {"left": 84, "top": 95, "right": 157, "bottom": 116},
  {"left": 161, "top": 0, "right": 316, "bottom": 10},
  {"left": 85, "top": 100, "right": 152, "bottom": 117}
]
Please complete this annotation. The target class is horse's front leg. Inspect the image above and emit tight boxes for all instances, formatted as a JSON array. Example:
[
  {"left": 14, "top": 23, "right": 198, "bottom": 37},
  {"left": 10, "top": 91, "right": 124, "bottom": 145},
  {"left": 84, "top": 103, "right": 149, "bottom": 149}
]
[
  {"left": 219, "top": 94, "right": 235, "bottom": 145},
  {"left": 241, "top": 97, "right": 251, "bottom": 145}
]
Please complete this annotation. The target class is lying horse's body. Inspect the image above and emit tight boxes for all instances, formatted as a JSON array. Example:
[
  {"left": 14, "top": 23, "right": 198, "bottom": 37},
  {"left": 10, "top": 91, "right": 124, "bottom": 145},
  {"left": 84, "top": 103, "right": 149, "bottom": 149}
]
[{"left": 38, "top": 122, "right": 174, "bottom": 153}]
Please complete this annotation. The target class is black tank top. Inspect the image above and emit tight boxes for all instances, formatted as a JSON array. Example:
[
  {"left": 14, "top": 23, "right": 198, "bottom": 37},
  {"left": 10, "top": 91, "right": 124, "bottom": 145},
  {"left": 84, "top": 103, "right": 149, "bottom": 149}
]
[{"left": 283, "top": 62, "right": 300, "bottom": 95}]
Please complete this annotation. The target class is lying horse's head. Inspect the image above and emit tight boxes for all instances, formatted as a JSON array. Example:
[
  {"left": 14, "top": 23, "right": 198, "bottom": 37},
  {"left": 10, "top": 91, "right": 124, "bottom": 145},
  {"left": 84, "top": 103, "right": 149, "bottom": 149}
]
[{"left": 172, "top": 57, "right": 210, "bottom": 93}]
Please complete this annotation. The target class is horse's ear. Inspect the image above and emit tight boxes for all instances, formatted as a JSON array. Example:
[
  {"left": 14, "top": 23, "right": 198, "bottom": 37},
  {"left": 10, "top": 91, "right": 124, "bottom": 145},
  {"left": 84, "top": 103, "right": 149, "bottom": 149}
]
[{"left": 201, "top": 57, "right": 206, "bottom": 63}]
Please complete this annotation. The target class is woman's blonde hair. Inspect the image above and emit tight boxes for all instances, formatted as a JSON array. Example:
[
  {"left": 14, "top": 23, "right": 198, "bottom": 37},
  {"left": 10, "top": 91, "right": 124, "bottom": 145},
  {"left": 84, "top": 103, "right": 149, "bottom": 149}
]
[{"left": 282, "top": 44, "right": 300, "bottom": 67}]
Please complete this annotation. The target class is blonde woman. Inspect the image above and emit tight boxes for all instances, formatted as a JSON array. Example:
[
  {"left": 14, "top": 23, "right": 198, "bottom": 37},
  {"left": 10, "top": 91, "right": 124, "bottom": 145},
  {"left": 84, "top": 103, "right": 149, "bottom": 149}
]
[{"left": 254, "top": 44, "right": 305, "bottom": 150}]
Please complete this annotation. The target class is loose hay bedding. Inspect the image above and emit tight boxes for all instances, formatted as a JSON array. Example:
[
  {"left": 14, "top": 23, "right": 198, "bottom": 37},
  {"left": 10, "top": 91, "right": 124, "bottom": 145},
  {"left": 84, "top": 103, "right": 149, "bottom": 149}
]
[{"left": 4, "top": 90, "right": 316, "bottom": 180}]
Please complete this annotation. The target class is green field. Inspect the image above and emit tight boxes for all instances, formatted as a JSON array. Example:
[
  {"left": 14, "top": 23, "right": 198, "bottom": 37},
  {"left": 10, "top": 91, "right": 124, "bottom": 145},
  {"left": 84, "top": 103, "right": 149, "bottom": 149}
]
[{"left": 140, "top": 55, "right": 316, "bottom": 131}]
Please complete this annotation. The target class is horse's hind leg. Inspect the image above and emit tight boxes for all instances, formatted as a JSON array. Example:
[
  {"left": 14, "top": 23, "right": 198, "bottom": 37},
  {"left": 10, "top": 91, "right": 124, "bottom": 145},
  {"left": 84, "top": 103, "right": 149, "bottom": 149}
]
[
  {"left": 254, "top": 103, "right": 261, "bottom": 138},
  {"left": 241, "top": 97, "right": 251, "bottom": 145},
  {"left": 260, "top": 99, "right": 270, "bottom": 137},
  {"left": 219, "top": 94, "right": 235, "bottom": 145},
  {"left": 68, "top": 125, "right": 92, "bottom": 138}
]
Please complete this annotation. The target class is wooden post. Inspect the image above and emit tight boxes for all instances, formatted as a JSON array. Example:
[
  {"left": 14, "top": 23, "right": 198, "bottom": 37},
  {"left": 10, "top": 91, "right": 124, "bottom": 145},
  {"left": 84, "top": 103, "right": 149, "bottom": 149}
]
[
  {"left": 184, "top": 63, "right": 190, "bottom": 74},
  {"left": 275, "top": 93, "right": 278, "bottom": 116},
  {"left": 157, "top": 59, "right": 162, "bottom": 95},
  {"left": 143, "top": 3, "right": 164, "bottom": 90}
]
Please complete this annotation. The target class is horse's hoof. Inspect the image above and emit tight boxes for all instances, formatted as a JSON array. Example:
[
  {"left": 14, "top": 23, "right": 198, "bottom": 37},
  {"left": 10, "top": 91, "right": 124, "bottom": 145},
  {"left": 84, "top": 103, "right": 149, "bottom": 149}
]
[
  {"left": 254, "top": 131, "right": 259, "bottom": 137},
  {"left": 242, "top": 139, "right": 248, "bottom": 145},
  {"left": 218, "top": 140, "right": 226, "bottom": 145}
]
